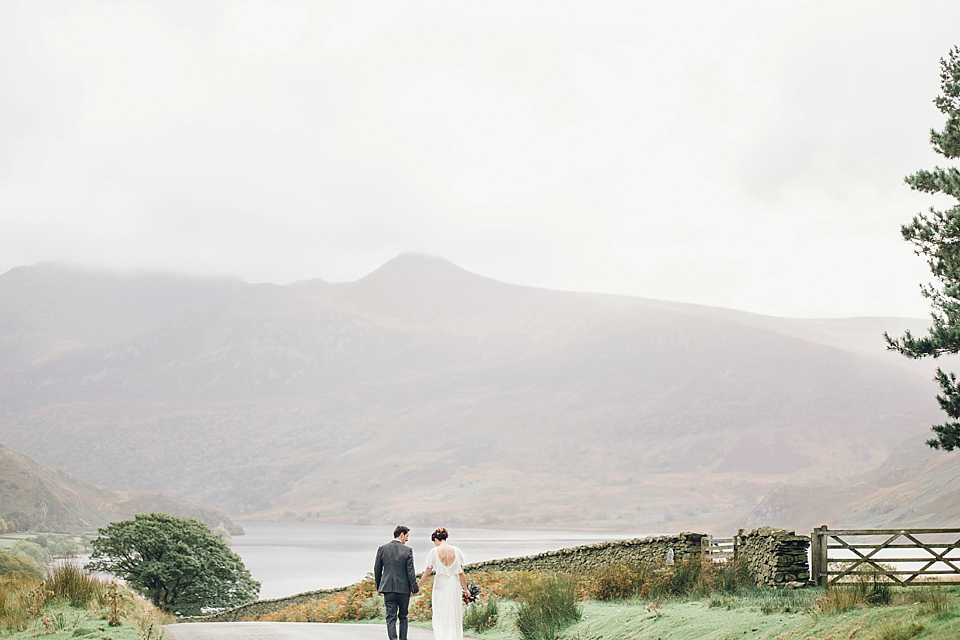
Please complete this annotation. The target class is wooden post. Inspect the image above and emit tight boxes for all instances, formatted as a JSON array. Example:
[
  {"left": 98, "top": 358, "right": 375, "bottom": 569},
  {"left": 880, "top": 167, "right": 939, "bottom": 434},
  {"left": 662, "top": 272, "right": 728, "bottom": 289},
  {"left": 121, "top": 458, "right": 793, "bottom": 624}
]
[
  {"left": 811, "top": 525, "right": 828, "bottom": 587},
  {"left": 810, "top": 527, "right": 820, "bottom": 587}
]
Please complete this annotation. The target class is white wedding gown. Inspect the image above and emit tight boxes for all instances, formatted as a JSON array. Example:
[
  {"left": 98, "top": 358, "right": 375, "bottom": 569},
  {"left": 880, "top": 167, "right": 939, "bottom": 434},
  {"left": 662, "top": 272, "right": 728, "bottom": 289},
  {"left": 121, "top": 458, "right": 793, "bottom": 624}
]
[{"left": 425, "top": 545, "right": 465, "bottom": 640}]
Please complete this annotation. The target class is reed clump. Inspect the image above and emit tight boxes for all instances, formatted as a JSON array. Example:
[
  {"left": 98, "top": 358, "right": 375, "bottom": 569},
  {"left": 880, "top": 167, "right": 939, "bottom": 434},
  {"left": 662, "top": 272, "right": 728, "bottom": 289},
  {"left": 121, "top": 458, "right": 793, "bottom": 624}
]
[
  {"left": 47, "top": 560, "right": 107, "bottom": 608},
  {"left": 463, "top": 598, "right": 499, "bottom": 632},
  {"left": 507, "top": 572, "right": 581, "bottom": 640}
]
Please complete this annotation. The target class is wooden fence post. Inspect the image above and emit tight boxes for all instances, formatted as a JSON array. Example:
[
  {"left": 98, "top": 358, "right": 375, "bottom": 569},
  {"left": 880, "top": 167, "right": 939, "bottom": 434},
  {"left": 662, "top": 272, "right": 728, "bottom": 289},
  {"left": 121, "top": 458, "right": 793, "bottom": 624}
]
[{"left": 811, "top": 525, "right": 827, "bottom": 587}]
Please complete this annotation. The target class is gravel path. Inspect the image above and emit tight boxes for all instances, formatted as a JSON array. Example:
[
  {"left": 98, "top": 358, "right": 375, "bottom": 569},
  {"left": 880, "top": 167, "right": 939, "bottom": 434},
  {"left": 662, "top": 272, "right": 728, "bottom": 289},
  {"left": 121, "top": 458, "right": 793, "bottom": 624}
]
[{"left": 165, "top": 621, "right": 478, "bottom": 640}]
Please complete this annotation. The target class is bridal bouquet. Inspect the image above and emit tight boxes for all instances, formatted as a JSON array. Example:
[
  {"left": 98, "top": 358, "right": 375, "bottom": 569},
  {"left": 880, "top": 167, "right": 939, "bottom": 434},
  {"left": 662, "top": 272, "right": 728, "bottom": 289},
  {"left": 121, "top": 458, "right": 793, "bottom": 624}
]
[{"left": 462, "top": 583, "right": 481, "bottom": 604}]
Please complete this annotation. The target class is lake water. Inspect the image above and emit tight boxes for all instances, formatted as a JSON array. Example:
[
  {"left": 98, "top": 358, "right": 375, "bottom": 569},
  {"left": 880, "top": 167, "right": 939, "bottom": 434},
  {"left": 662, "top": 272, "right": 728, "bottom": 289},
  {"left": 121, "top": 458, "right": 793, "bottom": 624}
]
[{"left": 232, "top": 522, "right": 652, "bottom": 600}]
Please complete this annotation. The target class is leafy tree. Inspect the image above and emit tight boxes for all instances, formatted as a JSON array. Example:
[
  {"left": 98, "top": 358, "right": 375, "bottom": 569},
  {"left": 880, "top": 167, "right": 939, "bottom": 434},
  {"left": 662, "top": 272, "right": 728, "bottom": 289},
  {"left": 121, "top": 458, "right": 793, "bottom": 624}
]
[
  {"left": 11, "top": 540, "right": 48, "bottom": 567},
  {"left": 888, "top": 46, "right": 960, "bottom": 451},
  {"left": 212, "top": 523, "right": 233, "bottom": 547},
  {"left": 0, "top": 549, "right": 42, "bottom": 578},
  {"left": 86, "top": 513, "right": 259, "bottom": 615},
  {"left": 33, "top": 534, "right": 84, "bottom": 557}
]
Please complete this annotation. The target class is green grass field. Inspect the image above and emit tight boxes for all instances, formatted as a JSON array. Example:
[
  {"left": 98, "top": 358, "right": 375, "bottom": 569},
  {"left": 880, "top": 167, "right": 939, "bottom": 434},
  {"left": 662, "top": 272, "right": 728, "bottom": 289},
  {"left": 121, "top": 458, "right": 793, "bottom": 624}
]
[
  {"left": 229, "top": 561, "right": 960, "bottom": 639},
  {"left": 419, "top": 587, "right": 960, "bottom": 640},
  {"left": 0, "top": 561, "right": 172, "bottom": 640},
  {"left": 0, "top": 601, "right": 153, "bottom": 640},
  {"left": 561, "top": 599, "right": 959, "bottom": 640}
]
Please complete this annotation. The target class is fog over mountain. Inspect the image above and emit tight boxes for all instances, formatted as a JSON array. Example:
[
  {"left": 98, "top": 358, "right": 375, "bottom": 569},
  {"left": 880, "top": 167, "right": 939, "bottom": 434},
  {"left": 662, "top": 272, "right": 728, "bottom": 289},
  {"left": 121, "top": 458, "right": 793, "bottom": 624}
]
[{"left": 0, "top": 255, "right": 952, "bottom": 533}]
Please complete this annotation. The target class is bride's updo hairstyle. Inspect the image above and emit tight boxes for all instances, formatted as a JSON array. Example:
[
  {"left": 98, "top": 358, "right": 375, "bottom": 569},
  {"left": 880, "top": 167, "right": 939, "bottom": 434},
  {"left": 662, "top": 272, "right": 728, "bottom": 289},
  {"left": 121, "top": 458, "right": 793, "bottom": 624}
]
[{"left": 431, "top": 527, "right": 449, "bottom": 542}]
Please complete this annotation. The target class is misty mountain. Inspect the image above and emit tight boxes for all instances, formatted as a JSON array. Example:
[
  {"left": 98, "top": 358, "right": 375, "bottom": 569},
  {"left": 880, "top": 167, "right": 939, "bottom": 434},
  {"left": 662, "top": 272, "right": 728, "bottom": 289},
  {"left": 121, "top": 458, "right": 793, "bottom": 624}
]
[
  {"left": 744, "top": 426, "right": 960, "bottom": 534},
  {"left": 0, "top": 442, "right": 238, "bottom": 533},
  {"left": 0, "top": 254, "right": 949, "bottom": 531},
  {"left": 0, "top": 262, "right": 244, "bottom": 372}
]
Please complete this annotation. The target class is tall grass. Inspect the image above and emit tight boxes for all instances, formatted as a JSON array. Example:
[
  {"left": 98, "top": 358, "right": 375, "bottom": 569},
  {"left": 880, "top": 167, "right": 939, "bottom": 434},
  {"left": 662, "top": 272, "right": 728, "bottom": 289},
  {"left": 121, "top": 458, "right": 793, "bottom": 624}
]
[
  {"left": 509, "top": 573, "right": 582, "bottom": 640},
  {"left": 816, "top": 585, "right": 868, "bottom": 614},
  {"left": 704, "top": 557, "right": 753, "bottom": 593},
  {"left": 46, "top": 560, "right": 106, "bottom": 608},
  {"left": 816, "top": 566, "right": 901, "bottom": 615},
  {"left": 0, "top": 574, "right": 45, "bottom": 631},
  {"left": 587, "top": 563, "right": 643, "bottom": 600},
  {"left": 910, "top": 585, "right": 957, "bottom": 617},
  {"left": 0, "top": 563, "right": 168, "bottom": 640},
  {"left": 872, "top": 619, "right": 925, "bottom": 640},
  {"left": 463, "top": 598, "right": 499, "bottom": 632},
  {"left": 582, "top": 558, "right": 754, "bottom": 602},
  {"left": 642, "top": 560, "right": 706, "bottom": 598}
]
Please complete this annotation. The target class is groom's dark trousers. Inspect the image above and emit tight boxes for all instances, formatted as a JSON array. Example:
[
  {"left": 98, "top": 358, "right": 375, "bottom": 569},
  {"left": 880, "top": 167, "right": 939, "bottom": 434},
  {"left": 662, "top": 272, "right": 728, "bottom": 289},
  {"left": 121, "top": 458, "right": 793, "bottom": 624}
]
[
  {"left": 382, "top": 593, "right": 410, "bottom": 640},
  {"left": 374, "top": 538, "right": 419, "bottom": 640}
]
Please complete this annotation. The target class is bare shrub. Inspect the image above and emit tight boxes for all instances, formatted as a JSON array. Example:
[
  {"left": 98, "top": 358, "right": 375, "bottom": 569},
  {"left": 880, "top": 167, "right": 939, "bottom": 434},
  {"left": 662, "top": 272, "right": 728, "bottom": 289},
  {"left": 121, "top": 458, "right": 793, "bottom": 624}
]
[{"left": 586, "top": 563, "right": 643, "bottom": 600}]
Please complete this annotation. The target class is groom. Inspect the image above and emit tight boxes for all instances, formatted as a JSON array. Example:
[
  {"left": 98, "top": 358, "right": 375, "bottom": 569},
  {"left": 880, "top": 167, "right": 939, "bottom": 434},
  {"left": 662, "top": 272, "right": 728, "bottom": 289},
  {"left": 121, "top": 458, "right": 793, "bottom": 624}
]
[{"left": 374, "top": 525, "right": 419, "bottom": 640}]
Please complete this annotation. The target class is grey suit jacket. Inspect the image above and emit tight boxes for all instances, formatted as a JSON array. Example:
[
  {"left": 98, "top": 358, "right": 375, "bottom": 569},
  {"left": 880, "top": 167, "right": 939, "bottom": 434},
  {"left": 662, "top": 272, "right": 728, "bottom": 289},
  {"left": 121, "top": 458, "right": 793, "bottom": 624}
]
[{"left": 374, "top": 539, "right": 419, "bottom": 594}]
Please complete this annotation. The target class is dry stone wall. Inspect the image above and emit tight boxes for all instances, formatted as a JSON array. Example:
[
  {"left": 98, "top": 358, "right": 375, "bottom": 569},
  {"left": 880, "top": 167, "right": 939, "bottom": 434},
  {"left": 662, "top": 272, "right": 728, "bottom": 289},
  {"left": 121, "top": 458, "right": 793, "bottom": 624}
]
[
  {"left": 467, "top": 532, "right": 706, "bottom": 573},
  {"left": 181, "top": 528, "right": 811, "bottom": 621},
  {"left": 182, "top": 533, "right": 706, "bottom": 622},
  {"left": 178, "top": 587, "right": 350, "bottom": 623},
  {"left": 737, "top": 526, "right": 810, "bottom": 586}
]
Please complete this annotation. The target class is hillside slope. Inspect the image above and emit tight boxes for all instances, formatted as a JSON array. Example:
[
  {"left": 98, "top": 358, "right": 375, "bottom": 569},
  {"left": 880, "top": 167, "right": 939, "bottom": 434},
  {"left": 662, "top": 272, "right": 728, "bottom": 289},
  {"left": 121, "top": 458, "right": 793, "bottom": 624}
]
[
  {"left": 0, "top": 443, "right": 238, "bottom": 533},
  {"left": 0, "top": 255, "right": 947, "bottom": 531},
  {"left": 743, "top": 428, "right": 960, "bottom": 533}
]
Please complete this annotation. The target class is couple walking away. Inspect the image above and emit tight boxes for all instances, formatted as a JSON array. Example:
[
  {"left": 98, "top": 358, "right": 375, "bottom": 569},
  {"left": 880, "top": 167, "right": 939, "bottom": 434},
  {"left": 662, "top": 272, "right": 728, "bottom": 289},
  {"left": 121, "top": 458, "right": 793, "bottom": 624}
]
[{"left": 374, "top": 525, "right": 467, "bottom": 640}]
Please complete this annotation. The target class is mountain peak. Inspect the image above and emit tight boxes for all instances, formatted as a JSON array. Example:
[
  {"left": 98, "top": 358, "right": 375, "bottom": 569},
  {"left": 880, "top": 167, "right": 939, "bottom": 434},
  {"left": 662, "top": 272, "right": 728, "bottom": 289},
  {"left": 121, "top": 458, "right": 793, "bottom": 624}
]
[
  {"left": 328, "top": 253, "right": 540, "bottom": 332},
  {"left": 387, "top": 251, "right": 450, "bottom": 264},
  {"left": 346, "top": 252, "right": 488, "bottom": 295},
  {"left": 368, "top": 252, "right": 471, "bottom": 279}
]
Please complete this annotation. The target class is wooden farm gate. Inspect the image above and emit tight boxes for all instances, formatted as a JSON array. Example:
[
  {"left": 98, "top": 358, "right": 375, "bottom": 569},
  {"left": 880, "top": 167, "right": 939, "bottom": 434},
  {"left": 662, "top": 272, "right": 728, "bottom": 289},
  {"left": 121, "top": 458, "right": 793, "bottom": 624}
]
[
  {"left": 811, "top": 526, "right": 960, "bottom": 586},
  {"left": 702, "top": 535, "right": 737, "bottom": 562}
]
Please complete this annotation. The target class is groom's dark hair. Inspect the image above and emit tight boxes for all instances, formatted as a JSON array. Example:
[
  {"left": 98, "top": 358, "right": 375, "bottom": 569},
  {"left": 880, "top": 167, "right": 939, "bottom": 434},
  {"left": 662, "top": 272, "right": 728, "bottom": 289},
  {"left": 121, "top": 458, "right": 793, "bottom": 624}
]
[{"left": 394, "top": 525, "right": 410, "bottom": 538}]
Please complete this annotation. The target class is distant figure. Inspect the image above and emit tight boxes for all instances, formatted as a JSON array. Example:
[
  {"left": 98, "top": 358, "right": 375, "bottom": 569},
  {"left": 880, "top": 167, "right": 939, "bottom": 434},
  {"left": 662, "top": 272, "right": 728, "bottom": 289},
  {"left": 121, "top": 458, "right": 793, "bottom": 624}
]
[
  {"left": 374, "top": 525, "right": 419, "bottom": 640},
  {"left": 417, "top": 527, "right": 467, "bottom": 640}
]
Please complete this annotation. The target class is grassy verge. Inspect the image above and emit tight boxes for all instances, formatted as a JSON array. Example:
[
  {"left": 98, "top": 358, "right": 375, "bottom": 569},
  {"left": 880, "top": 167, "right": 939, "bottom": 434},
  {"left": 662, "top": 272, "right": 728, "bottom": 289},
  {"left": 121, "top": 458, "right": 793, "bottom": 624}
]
[
  {"left": 276, "top": 589, "right": 960, "bottom": 640},
  {"left": 453, "top": 584, "right": 960, "bottom": 640},
  {"left": 549, "top": 593, "right": 960, "bottom": 640},
  {"left": 1, "top": 600, "right": 158, "bottom": 640},
  {"left": 246, "top": 564, "right": 960, "bottom": 640},
  {"left": 0, "top": 561, "right": 173, "bottom": 640}
]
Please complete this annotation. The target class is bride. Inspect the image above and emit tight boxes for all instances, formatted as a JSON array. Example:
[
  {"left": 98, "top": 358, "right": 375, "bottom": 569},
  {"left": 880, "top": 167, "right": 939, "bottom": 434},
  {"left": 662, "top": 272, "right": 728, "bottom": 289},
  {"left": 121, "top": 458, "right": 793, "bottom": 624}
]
[{"left": 417, "top": 527, "right": 467, "bottom": 640}]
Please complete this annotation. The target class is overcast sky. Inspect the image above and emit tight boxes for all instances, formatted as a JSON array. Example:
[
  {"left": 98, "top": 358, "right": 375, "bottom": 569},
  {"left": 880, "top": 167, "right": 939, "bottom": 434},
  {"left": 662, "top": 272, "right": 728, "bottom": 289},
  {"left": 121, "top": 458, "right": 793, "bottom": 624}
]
[{"left": 4, "top": 1, "right": 960, "bottom": 318}]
